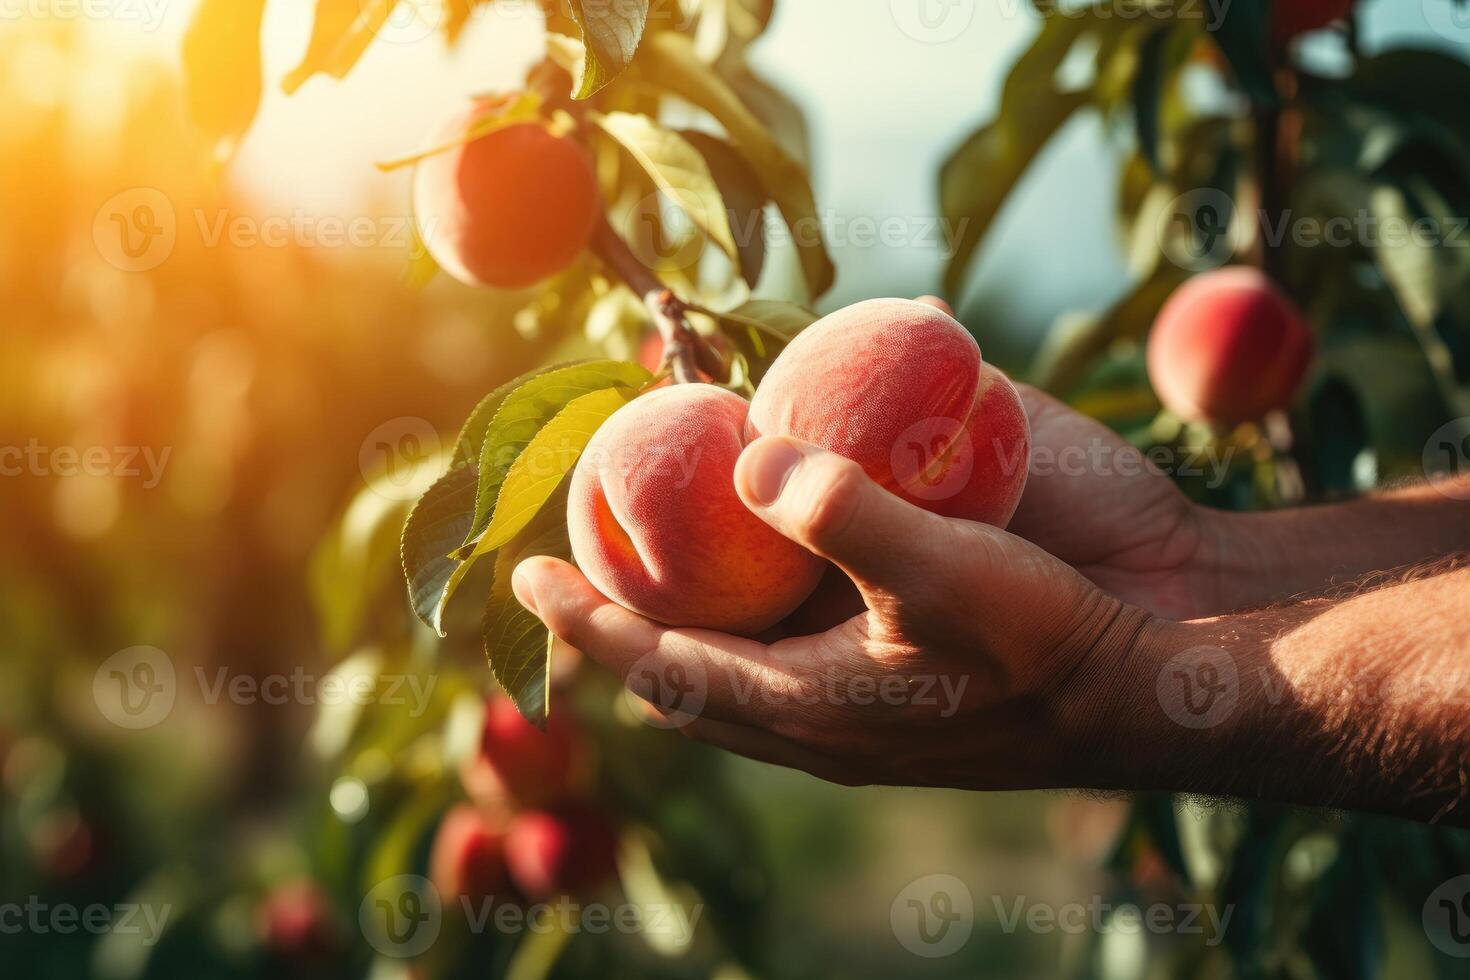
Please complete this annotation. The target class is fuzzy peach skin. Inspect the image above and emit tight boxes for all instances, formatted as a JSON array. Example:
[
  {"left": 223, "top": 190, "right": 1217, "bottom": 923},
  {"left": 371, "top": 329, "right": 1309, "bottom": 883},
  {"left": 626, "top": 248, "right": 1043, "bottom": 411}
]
[
  {"left": 413, "top": 107, "right": 599, "bottom": 290},
  {"left": 567, "top": 385, "right": 826, "bottom": 635},
  {"left": 1146, "top": 267, "right": 1314, "bottom": 427},
  {"left": 747, "top": 297, "right": 1030, "bottom": 528}
]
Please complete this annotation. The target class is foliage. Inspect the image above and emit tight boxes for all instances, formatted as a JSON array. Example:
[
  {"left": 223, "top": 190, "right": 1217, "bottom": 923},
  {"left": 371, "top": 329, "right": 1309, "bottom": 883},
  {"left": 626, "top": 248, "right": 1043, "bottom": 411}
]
[{"left": 940, "top": 1, "right": 1470, "bottom": 976}]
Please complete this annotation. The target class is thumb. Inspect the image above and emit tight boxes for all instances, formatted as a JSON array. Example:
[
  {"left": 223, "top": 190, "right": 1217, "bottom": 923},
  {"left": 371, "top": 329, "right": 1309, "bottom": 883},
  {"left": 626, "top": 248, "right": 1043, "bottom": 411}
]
[{"left": 734, "top": 436, "right": 947, "bottom": 598}]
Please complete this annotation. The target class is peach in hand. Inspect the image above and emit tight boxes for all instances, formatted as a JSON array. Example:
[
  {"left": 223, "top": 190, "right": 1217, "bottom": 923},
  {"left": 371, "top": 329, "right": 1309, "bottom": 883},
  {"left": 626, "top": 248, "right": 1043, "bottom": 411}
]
[
  {"left": 567, "top": 384, "right": 825, "bottom": 635},
  {"left": 747, "top": 297, "right": 1030, "bottom": 528}
]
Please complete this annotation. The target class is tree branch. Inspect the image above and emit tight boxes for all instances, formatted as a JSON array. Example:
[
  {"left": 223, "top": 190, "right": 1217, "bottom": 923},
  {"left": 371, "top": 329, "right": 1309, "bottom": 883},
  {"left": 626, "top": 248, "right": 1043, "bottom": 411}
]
[{"left": 590, "top": 217, "right": 709, "bottom": 385}]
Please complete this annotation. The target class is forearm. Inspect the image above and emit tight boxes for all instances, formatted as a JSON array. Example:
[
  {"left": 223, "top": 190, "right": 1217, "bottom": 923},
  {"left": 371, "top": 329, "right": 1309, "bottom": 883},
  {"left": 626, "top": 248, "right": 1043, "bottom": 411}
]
[
  {"left": 1199, "top": 475, "right": 1470, "bottom": 612},
  {"left": 1085, "top": 559, "right": 1470, "bottom": 824}
]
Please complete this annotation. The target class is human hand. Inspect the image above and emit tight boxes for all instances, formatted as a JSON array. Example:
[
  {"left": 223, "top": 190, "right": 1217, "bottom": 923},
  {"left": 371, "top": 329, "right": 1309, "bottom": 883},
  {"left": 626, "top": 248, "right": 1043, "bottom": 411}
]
[
  {"left": 1007, "top": 385, "right": 1226, "bottom": 620},
  {"left": 911, "top": 295, "right": 1224, "bottom": 620},
  {"left": 512, "top": 437, "right": 1154, "bottom": 790}
]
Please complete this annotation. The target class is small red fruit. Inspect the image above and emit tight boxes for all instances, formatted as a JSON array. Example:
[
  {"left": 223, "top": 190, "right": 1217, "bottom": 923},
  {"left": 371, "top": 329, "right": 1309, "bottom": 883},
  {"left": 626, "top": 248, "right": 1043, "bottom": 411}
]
[
  {"left": 1146, "top": 267, "right": 1314, "bottom": 426},
  {"left": 413, "top": 102, "right": 600, "bottom": 290},
  {"left": 468, "top": 694, "right": 577, "bottom": 807},
  {"left": 1274, "top": 0, "right": 1355, "bottom": 45},
  {"left": 258, "top": 880, "right": 337, "bottom": 961},
  {"left": 430, "top": 804, "right": 510, "bottom": 903},
  {"left": 505, "top": 804, "right": 618, "bottom": 899}
]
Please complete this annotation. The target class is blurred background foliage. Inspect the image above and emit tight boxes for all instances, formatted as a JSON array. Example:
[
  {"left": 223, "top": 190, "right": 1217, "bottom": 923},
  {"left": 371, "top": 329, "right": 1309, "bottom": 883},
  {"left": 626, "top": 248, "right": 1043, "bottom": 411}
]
[{"left": 2, "top": 1, "right": 1469, "bottom": 978}]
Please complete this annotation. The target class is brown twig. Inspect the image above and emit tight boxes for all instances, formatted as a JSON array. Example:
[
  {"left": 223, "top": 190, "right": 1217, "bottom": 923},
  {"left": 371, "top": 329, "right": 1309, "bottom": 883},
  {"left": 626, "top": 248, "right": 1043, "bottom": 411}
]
[{"left": 589, "top": 217, "right": 709, "bottom": 385}]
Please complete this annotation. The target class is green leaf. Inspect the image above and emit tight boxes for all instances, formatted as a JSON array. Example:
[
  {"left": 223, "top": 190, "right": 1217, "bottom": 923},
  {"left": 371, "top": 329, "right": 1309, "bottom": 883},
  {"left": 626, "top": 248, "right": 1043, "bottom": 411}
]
[
  {"left": 464, "top": 361, "right": 651, "bottom": 548},
  {"left": 1034, "top": 261, "right": 1190, "bottom": 395},
  {"left": 692, "top": 298, "right": 817, "bottom": 369},
  {"left": 283, "top": 0, "right": 401, "bottom": 95},
  {"left": 451, "top": 366, "right": 565, "bottom": 470},
  {"left": 439, "top": 386, "right": 640, "bottom": 617},
  {"left": 568, "top": 0, "right": 649, "bottom": 99},
  {"left": 1131, "top": 25, "right": 1193, "bottom": 172},
  {"left": 641, "top": 32, "right": 835, "bottom": 300},
  {"left": 682, "top": 130, "right": 770, "bottom": 288},
  {"left": 593, "top": 112, "right": 741, "bottom": 268},
  {"left": 181, "top": 0, "right": 267, "bottom": 163},
  {"left": 1206, "top": 0, "right": 1275, "bottom": 106},
  {"left": 482, "top": 486, "right": 572, "bottom": 727},
  {"left": 940, "top": 12, "right": 1094, "bottom": 294},
  {"left": 400, "top": 462, "right": 477, "bottom": 634}
]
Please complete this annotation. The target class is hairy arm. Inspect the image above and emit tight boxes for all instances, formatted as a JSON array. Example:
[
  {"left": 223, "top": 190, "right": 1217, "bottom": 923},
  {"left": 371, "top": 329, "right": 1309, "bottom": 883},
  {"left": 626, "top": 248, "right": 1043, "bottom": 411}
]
[
  {"left": 1092, "top": 557, "right": 1470, "bottom": 824},
  {"left": 1197, "top": 477, "right": 1470, "bottom": 612}
]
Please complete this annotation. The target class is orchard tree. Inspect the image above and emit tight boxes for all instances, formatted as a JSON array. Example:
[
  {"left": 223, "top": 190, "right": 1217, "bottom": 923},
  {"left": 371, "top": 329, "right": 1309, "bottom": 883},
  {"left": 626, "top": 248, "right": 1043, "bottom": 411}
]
[{"left": 938, "top": 0, "right": 1470, "bottom": 975}]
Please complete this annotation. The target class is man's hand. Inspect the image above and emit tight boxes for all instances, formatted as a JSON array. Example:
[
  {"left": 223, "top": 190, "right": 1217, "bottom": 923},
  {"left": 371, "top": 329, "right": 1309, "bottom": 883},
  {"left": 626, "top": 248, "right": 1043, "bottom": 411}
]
[
  {"left": 514, "top": 437, "right": 1152, "bottom": 791},
  {"left": 1007, "top": 385, "right": 1226, "bottom": 619}
]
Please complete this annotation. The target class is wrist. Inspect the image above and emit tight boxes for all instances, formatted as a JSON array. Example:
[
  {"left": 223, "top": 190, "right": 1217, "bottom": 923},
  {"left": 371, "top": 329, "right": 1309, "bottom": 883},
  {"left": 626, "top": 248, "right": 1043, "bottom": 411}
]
[{"left": 1057, "top": 610, "right": 1282, "bottom": 798}]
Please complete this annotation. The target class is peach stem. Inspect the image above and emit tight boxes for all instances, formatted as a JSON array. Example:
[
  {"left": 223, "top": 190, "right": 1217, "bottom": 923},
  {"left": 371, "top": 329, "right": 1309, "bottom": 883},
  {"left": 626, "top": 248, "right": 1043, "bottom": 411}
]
[{"left": 589, "top": 217, "right": 724, "bottom": 385}]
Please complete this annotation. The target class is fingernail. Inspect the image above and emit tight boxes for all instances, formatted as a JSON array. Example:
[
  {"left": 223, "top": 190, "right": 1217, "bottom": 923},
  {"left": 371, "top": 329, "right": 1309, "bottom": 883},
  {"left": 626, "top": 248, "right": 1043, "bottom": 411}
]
[
  {"left": 743, "top": 439, "right": 804, "bottom": 507},
  {"left": 511, "top": 565, "right": 540, "bottom": 616}
]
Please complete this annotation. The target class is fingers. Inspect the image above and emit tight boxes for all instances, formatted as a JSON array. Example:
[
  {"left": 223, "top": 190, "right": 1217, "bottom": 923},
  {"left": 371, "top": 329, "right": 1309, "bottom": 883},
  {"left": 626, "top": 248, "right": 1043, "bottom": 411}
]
[
  {"left": 681, "top": 718, "right": 856, "bottom": 785},
  {"left": 733, "top": 436, "right": 952, "bottom": 601},
  {"left": 512, "top": 556, "right": 815, "bottom": 727}
]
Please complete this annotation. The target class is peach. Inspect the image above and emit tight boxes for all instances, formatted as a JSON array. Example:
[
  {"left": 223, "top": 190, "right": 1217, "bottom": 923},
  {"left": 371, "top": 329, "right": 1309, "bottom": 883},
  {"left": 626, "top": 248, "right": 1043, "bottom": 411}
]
[
  {"left": 462, "top": 694, "right": 577, "bottom": 807},
  {"left": 430, "top": 804, "right": 510, "bottom": 903},
  {"left": 258, "top": 880, "right": 338, "bottom": 961},
  {"left": 413, "top": 103, "right": 599, "bottom": 290},
  {"left": 505, "top": 804, "right": 618, "bottom": 899},
  {"left": 1146, "top": 267, "right": 1314, "bottom": 426},
  {"left": 747, "top": 298, "right": 1030, "bottom": 527},
  {"left": 568, "top": 384, "right": 826, "bottom": 634},
  {"left": 1274, "top": 0, "right": 1354, "bottom": 44}
]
